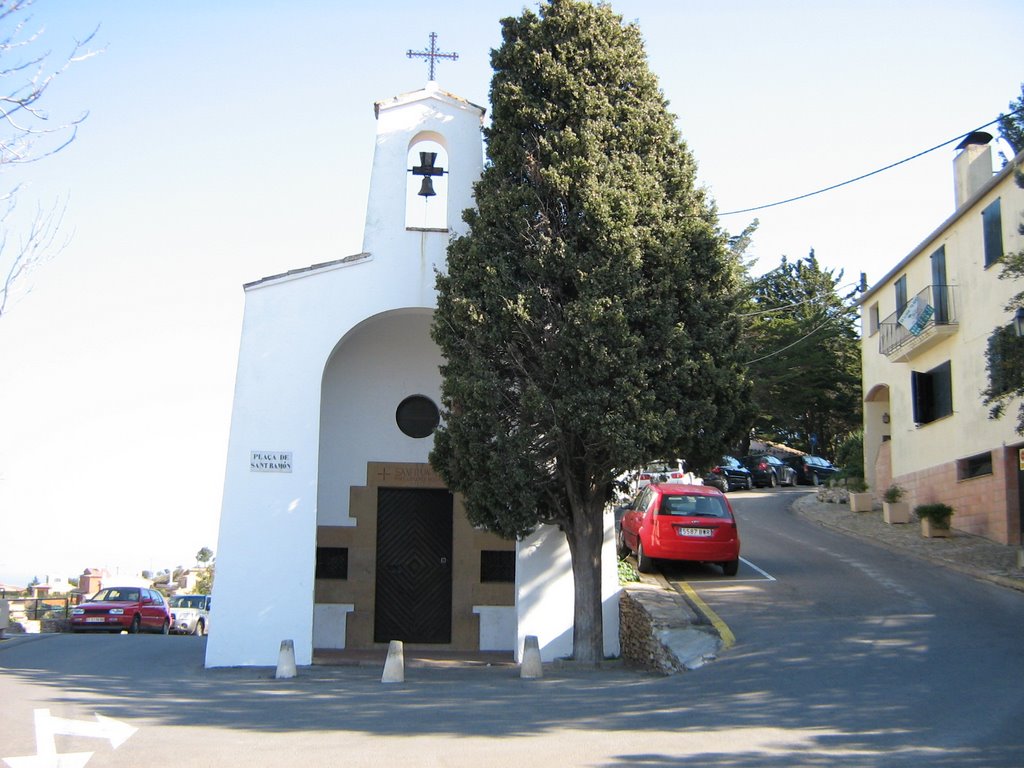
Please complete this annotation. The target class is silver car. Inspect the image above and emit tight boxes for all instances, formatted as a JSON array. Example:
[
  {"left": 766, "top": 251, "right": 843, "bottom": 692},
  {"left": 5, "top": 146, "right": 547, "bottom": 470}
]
[{"left": 168, "top": 594, "right": 211, "bottom": 636}]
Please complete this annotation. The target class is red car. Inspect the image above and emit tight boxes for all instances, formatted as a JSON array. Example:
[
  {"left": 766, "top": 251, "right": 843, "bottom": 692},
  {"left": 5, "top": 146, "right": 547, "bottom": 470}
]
[
  {"left": 618, "top": 483, "right": 741, "bottom": 576},
  {"left": 70, "top": 586, "right": 172, "bottom": 634}
]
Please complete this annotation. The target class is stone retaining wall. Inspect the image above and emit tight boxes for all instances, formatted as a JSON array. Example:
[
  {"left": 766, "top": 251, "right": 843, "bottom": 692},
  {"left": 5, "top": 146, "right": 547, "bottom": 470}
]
[{"left": 618, "top": 588, "right": 686, "bottom": 675}]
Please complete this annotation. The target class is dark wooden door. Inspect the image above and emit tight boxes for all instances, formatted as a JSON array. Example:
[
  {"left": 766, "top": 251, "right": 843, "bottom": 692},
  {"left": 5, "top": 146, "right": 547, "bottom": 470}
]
[{"left": 374, "top": 488, "right": 453, "bottom": 644}]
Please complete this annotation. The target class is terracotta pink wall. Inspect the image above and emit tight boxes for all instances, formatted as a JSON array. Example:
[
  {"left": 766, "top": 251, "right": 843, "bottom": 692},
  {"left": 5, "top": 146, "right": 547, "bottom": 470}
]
[{"left": 885, "top": 446, "right": 1018, "bottom": 545}]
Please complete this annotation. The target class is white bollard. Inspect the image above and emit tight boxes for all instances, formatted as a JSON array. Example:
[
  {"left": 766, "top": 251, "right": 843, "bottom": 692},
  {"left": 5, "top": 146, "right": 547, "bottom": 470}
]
[
  {"left": 275, "top": 639, "right": 297, "bottom": 679},
  {"left": 520, "top": 635, "right": 543, "bottom": 679},
  {"left": 381, "top": 640, "right": 405, "bottom": 683}
]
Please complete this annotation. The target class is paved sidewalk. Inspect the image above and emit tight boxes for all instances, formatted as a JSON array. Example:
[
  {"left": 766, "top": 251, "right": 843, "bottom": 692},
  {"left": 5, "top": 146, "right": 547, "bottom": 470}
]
[{"left": 793, "top": 493, "right": 1024, "bottom": 593}]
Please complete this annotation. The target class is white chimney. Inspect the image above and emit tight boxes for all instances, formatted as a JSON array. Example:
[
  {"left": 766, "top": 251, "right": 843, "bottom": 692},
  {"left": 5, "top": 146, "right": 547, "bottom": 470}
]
[{"left": 953, "top": 131, "right": 994, "bottom": 209}]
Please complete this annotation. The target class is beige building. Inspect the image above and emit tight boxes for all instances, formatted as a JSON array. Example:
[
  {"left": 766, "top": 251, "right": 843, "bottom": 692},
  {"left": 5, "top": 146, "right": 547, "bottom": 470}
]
[{"left": 860, "top": 134, "right": 1024, "bottom": 545}]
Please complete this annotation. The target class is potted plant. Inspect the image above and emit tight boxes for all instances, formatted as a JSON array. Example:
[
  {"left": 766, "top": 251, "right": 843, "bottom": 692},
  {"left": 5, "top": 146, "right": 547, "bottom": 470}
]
[
  {"left": 847, "top": 478, "right": 873, "bottom": 512},
  {"left": 916, "top": 502, "right": 954, "bottom": 538},
  {"left": 882, "top": 484, "right": 910, "bottom": 524}
]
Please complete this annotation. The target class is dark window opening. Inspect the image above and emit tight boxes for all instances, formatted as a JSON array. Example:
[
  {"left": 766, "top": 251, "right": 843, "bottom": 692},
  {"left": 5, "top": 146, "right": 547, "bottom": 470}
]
[
  {"left": 958, "top": 452, "right": 993, "bottom": 480},
  {"left": 911, "top": 361, "right": 952, "bottom": 425},
  {"left": 315, "top": 547, "right": 349, "bottom": 580},
  {"left": 895, "top": 275, "right": 908, "bottom": 319},
  {"left": 480, "top": 550, "right": 515, "bottom": 583},
  {"left": 982, "top": 198, "right": 1003, "bottom": 268},
  {"left": 396, "top": 395, "right": 440, "bottom": 439},
  {"left": 986, "top": 324, "right": 1024, "bottom": 398},
  {"left": 930, "top": 246, "right": 949, "bottom": 324}
]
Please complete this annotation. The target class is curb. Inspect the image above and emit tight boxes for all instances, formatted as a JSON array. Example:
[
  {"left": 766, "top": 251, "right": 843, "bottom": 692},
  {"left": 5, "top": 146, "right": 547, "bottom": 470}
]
[{"left": 792, "top": 495, "right": 1024, "bottom": 594}]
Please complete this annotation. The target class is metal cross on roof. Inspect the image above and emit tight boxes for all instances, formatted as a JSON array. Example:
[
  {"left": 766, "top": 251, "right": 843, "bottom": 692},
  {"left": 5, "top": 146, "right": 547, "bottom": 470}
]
[{"left": 406, "top": 32, "right": 458, "bottom": 81}]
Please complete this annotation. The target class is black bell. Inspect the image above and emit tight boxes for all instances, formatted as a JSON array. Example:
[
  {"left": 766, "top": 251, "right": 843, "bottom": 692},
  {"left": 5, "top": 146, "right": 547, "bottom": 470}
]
[{"left": 418, "top": 177, "right": 436, "bottom": 197}]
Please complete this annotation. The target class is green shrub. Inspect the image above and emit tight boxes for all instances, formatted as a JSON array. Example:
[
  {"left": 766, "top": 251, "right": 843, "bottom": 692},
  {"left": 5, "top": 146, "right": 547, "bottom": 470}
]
[
  {"left": 915, "top": 503, "right": 954, "bottom": 526},
  {"left": 617, "top": 558, "right": 639, "bottom": 583},
  {"left": 834, "top": 431, "right": 865, "bottom": 482},
  {"left": 883, "top": 484, "right": 905, "bottom": 503}
]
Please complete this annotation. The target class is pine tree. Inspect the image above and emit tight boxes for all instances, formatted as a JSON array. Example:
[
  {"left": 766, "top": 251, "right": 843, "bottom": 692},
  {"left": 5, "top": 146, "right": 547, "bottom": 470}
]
[
  {"left": 998, "top": 83, "right": 1024, "bottom": 155},
  {"left": 741, "top": 251, "right": 862, "bottom": 457},
  {"left": 430, "top": 0, "right": 748, "bottom": 665}
]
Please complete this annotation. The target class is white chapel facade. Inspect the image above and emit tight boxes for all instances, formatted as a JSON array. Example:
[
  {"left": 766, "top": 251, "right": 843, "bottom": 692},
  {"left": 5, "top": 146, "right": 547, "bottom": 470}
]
[{"left": 206, "top": 77, "right": 621, "bottom": 669}]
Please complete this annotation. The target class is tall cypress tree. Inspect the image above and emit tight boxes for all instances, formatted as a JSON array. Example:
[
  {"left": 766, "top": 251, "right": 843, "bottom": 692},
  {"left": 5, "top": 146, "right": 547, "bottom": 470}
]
[{"left": 430, "top": 0, "right": 748, "bottom": 664}]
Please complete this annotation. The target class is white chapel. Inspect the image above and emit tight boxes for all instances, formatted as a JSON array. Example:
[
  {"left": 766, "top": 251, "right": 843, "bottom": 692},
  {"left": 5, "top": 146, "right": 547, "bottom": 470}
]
[{"left": 205, "top": 62, "right": 621, "bottom": 668}]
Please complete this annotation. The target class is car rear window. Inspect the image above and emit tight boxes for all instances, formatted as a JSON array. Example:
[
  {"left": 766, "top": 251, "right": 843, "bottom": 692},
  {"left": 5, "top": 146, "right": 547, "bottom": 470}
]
[{"left": 658, "top": 495, "right": 728, "bottom": 518}]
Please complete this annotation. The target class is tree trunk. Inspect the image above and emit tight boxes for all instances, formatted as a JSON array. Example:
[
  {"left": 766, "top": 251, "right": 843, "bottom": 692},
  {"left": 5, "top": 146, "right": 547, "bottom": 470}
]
[{"left": 565, "top": 496, "right": 605, "bottom": 666}]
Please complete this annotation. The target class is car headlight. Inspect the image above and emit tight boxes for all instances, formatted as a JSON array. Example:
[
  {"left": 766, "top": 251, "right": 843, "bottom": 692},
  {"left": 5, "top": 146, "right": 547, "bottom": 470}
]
[
  {"left": 71, "top": 608, "right": 84, "bottom": 616},
  {"left": 109, "top": 608, "right": 124, "bottom": 615}
]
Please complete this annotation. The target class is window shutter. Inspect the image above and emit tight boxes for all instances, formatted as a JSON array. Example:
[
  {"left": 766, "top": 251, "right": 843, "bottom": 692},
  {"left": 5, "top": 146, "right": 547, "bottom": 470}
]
[
  {"left": 930, "top": 246, "right": 948, "bottom": 324},
  {"left": 932, "top": 361, "right": 952, "bottom": 419},
  {"left": 982, "top": 199, "right": 1003, "bottom": 267},
  {"left": 911, "top": 370, "right": 925, "bottom": 424}
]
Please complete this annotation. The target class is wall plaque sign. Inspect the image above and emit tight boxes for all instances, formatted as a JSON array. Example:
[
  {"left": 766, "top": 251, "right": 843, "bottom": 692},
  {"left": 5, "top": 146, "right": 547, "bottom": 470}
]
[{"left": 251, "top": 451, "right": 293, "bottom": 473}]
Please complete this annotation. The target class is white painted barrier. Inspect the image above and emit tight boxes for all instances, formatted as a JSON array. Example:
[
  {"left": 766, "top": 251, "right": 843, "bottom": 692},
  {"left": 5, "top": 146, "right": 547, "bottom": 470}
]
[
  {"left": 381, "top": 640, "right": 405, "bottom": 683},
  {"left": 520, "top": 635, "right": 543, "bottom": 679},
  {"left": 275, "top": 639, "right": 297, "bottom": 679}
]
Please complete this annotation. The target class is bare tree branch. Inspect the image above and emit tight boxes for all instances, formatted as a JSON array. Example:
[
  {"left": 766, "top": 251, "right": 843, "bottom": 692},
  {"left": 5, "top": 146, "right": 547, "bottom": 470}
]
[
  {"left": 0, "top": 0, "right": 100, "bottom": 320},
  {"left": 0, "top": 192, "right": 69, "bottom": 316}
]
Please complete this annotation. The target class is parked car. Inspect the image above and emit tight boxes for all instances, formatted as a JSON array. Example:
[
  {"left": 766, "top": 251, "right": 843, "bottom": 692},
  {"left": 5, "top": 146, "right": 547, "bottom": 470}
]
[
  {"left": 635, "top": 459, "right": 698, "bottom": 489},
  {"left": 740, "top": 454, "right": 798, "bottom": 488},
  {"left": 704, "top": 455, "right": 753, "bottom": 491},
  {"left": 617, "top": 483, "right": 741, "bottom": 576},
  {"left": 785, "top": 454, "right": 840, "bottom": 486},
  {"left": 168, "top": 594, "right": 211, "bottom": 636},
  {"left": 617, "top": 459, "right": 700, "bottom": 501},
  {"left": 702, "top": 469, "right": 729, "bottom": 493},
  {"left": 70, "top": 586, "right": 171, "bottom": 634}
]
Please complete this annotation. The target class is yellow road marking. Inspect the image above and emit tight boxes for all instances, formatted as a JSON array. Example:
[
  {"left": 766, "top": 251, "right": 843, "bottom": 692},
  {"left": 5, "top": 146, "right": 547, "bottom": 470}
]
[{"left": 674, "top": 581, "right": 735, "bottom": 649}]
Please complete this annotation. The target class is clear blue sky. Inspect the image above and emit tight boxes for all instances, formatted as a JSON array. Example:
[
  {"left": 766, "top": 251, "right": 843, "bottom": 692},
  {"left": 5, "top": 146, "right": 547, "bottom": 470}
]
[{"left": 1, "top": 1, "right": 1021, "bottom": 585}]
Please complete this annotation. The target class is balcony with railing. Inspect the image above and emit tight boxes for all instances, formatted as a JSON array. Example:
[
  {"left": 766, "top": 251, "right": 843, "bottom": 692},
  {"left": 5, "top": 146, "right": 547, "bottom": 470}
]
[{"left": 878, "top": 284, "right": 959, "bottom": 362}]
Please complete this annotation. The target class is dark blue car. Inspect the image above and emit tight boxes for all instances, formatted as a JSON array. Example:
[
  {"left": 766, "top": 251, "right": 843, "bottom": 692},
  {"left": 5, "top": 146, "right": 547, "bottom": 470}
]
[
  {"left": 785, "top": 455, "right": 840, "bottom": 486},
  {"left": 705, "top": 455, "right": 754, "bottom": 492},
  {"left": 740, "top": 454, "right": 798, "bottom": 488}
]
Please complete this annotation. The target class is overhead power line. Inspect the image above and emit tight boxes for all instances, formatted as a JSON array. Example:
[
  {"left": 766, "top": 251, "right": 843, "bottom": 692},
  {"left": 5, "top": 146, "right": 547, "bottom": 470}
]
[
  {"left": 742, "top": 316, "right": 837, "bottom": 365},
  {"left": 737, "top": 280, "right": 861, "bottom": 318},
  {"left": 719, "top": 106, "right": 1024, "bottom": 217}
]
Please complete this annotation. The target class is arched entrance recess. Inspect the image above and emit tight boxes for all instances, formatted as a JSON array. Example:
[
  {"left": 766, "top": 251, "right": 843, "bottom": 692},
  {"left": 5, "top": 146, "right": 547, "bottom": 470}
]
[{"left": 864, "top": 384, "right": 892, "bottom": 492}]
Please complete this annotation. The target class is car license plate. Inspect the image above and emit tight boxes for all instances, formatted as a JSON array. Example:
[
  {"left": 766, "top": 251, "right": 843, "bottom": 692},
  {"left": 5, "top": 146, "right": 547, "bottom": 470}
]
[
  {"left": 85, "top": 617, "right": 105, "bottom": 623},
  {"left": 676, "top": 527, "right": 713, "bottom": 538}
]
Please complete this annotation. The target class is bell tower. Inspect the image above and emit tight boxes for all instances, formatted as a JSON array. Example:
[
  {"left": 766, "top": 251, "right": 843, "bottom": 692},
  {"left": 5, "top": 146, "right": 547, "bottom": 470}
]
[{"left": 359, "top": 44, "right": 484, "bottom": 283}]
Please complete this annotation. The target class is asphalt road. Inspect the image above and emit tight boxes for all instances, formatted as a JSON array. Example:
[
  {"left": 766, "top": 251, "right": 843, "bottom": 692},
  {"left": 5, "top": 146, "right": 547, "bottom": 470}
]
[
  {"left": 2, "top": 487, "right": 1023, "bottom": 767},
  {"left": 678, "top": 487, "right": 1024, "bottom": 766}
]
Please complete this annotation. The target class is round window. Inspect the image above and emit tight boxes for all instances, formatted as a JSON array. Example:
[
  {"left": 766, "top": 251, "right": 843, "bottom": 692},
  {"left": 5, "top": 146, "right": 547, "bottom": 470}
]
[{"left": 396, "top": 395, "right": 440, "bottom": 439}]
